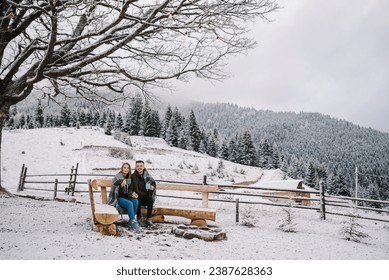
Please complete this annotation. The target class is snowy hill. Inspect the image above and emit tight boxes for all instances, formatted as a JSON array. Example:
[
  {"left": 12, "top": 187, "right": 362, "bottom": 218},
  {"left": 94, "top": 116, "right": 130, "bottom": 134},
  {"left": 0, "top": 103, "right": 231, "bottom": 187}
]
[
  {"left": 1, "top": 127, "right": 388, "bottom": 260},
  {"left": 2, "top": 127, "right": 285, "bottom": 193}
]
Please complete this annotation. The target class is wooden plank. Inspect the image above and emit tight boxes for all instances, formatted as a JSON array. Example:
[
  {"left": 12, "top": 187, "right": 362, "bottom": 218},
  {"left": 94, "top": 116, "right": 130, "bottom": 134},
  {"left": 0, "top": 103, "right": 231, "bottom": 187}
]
[
  {"left": 202, "top": 192, "right": 209, "bottom": 208},
  {"left": 101, "top": 186, "right": 108, "bottom": 204},
  {"left": 91, "top": 179, "right": 112, "bottom": 190},
  {"left": 88, "top": 180, "right": 97, "bottom": 224},
  {"left": 157, "top": 183, "right": 219, "bottom": 192}
]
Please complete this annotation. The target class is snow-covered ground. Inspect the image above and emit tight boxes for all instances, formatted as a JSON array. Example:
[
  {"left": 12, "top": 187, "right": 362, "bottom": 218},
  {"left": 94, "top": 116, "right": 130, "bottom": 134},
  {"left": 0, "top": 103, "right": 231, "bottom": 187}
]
[{"left": 1, "top": 127, "right": 388, "bottom": 261}]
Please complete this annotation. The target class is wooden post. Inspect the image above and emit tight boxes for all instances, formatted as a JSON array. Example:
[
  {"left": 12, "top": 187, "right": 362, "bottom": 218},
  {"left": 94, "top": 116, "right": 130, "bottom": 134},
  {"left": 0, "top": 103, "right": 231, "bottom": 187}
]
[
  {"left": 20, "top": 167, "right": 27, "bottom": 191},
  {"left": 319, "top": 181, "right": 326, "bottom": 220},
  {"left": 88, "top": 180, "right": 97, "bottom": 225},
  {"left": 17, "top": 164, "right": 25, "bottom": 192},
  {"left": 235, "top": 198, "right": 240, "bottom": 223},
  {"left": 355, "top": 166, "right": 359, "bottom": 206},
  {"left": 53, "top": 179, "right": 58, "bottom": 200},
  {"left": 202, "top": 175, "right": 208, "bottom": 208},
  {"left": 71, "top": 163, "right": 79, "bottom": 196}
]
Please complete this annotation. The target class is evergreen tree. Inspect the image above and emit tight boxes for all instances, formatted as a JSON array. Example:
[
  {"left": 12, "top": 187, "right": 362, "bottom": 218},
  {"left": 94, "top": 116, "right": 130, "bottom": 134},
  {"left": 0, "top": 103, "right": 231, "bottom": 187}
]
[
  {"left": 105, "top": 113, "right": 113, "bottom": 135},
  {"left": 258, "top": 139, "right": 272, "bottom": 168},
  {"left": 241, "top": 131, "right": 257, "bottom": 166},
  {"left": 150, "top": 111, "right": 161, "bottom": 137},
  {"left": 27, "top": 115, "right": 34, "bottom": 129},
  {"left": 199, "top": 139, "right": 206, "bottom": 154},
  {"left": 366, "top": 183, "right": 381, "bottom": 208},
  {"left": 165, "top": 117, "right": 179, "bottom": 146},
  {"left": 60, "top": 104, "right": 71, "bottom": 127},
  {"left": 92, "top": 111, "right": 99, "bottom": 126},
  {"left": 85, "top": 110, "right": 93, "bottom": 126},
  {"left": 162, "top": 105, "right": 173, "bottom": 140},
  {"left": 123, "top": 108, "right": 132, "bottom": 133},
  {"left": 189, "top": 110, "right": 201, "bottom": 152},
  {"left": 128, "top": 94, "right": 143, "bottom": 135},
  {"left": 305, "top": 162, "right": 317, "bottom": 189},
  {"left": 207, "top": 134, "right": 217, "bottom": 157},
  {"left": 115, "top": 113, "right": 124, "bottom": 131},
  {"left": 6, "top": 116, "right": 15, "bottom": 129},
  {"left": 45, "top": 115, "right": 54, "bottom": 127},
  {"left": 228, "top": 138, "right": 238, "bottom": 162},
  {"left": 18, "top": 113, "right": 27, "bottom": 128},
  {"left": 79, "top": 110, "right": 86, "bottom": 126},
  {"left": 35, "top": 100, "right": 44, "bottom": 128},
  {"left": 53, "top": 115, "right": 61, "bottom": 127},
  {"left": 98, "top": 111, "right": 106, "bottom": 128},
  {"left": 272, "top": 143, "right": 281, "bottom": 169},
  {"left": 71, "top": 111, "right": 78, "bottom": 127},
  {"left": 328, "top": 171, "right": 350, "bottom": 196},
  {"left": 219, "top": 139, "right": 229, "bottom": 160},
  {"left": 141, "top": 99, "right": 153, "bottom": 136}
]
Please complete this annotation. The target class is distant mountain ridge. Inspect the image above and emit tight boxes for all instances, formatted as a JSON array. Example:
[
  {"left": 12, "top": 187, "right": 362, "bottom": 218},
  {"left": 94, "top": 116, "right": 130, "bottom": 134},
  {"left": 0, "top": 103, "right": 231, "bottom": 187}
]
[{"left": 183, "top": 102, "right": 389, "bottom": 201}]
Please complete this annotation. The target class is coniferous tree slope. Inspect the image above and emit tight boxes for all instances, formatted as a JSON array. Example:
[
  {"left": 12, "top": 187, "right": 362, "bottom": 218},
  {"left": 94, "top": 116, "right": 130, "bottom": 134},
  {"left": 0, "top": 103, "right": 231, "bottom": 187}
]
[
  {"left": 184, "top": 102, "right": 389, "bottom": 201},
  {"left": 6, "top": 97, "right": 389, "bottom": 202}
]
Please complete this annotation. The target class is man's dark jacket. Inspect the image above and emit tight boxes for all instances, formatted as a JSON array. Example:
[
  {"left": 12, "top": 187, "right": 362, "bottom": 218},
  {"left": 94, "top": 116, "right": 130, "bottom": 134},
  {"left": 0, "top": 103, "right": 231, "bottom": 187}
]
[{"left": 131, "top": 168, "right": 156, "bottom": 201}]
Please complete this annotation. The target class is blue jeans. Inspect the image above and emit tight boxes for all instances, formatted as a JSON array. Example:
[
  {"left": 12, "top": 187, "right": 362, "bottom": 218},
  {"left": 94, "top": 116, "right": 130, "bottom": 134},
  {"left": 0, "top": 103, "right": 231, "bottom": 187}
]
[{"left": 118, "top": 197, "right": 139, "bottom": 221}]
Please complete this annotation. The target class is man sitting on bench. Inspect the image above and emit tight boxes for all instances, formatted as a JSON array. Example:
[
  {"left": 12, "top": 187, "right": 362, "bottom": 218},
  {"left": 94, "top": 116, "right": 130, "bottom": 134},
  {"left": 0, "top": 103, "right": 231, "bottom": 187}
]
[{"left": 131, "top": 160, "right": 156, "bottom": 227}]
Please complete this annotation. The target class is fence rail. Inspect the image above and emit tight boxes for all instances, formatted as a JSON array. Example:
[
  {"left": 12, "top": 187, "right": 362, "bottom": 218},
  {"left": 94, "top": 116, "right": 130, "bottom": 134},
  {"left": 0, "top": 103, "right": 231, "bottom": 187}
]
[{"left": 17, "top": 164, "right": 389, "bottom": 223}]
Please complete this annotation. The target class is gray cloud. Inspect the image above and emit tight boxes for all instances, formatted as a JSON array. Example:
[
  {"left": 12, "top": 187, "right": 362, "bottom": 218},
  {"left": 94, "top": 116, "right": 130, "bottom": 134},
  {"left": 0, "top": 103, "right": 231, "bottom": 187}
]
[{"left": 172, "top": 0, "right": 389, "bottom": 133}]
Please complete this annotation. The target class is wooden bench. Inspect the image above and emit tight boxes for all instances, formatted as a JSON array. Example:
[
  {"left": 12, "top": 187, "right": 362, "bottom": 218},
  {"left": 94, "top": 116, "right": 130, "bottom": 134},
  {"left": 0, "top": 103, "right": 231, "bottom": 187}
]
[
  {"left": 88, "top": 179, "right": 120, "bottom": 235},
  {"left": 88, "top": 179, "right": 219, "bottom": 235}
]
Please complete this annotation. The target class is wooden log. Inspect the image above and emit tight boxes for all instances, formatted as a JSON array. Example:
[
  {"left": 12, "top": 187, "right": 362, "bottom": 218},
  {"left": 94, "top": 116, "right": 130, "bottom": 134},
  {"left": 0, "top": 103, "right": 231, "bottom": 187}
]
[
  {"left": 151, "top": 206, "right": 216, "bottom": 221},
  {"left": 190, "top": 219, "right": 207, "bottom": 227},
  {"left": 95, "top": 204, "right": 119, "bottom": 225},
  {"left": 96, "top": 223, "right": 117, "bottom": 235},
  {"left": 152, "top": 215, "right": 165, "bottom": 223}
]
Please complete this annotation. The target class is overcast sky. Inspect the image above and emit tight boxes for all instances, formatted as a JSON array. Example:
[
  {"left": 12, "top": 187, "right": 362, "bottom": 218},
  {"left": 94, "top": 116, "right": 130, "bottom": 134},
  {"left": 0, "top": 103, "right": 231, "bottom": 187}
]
[{"left": 168, "top": 0, "right": 389, "bottom": 133}]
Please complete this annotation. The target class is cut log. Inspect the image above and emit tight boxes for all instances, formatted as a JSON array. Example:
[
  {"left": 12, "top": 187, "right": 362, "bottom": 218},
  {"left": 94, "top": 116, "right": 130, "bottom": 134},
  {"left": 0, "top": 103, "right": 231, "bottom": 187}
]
[
  {"left": 141, "top": 206, "right": 216, "bottom": 224},
  {"left": 190, "top": 219, "right": 207, "bottom": 227},
  {"left": 94, "top": 204, "right": 119, "bottom": 225},
  {"left": 96, "top": 223, "right": 117, "bottom": 235}
]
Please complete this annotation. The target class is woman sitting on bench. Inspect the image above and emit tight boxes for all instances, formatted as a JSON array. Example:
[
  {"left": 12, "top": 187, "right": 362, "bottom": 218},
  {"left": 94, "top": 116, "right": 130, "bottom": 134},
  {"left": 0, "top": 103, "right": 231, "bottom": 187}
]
[{"left": 108, "top": 162, "right": 141, "bottom": 233}]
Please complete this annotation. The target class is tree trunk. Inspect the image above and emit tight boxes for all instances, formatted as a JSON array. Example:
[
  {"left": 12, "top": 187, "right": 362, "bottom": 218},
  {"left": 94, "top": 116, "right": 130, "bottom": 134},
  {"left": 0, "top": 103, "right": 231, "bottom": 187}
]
[{"left": 0, "top": 103, "right": 11, "bottom": 190}]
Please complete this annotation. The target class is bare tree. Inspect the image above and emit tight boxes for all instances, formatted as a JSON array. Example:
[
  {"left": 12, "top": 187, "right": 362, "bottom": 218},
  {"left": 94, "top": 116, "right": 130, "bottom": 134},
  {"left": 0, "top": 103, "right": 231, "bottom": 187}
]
[{"left": 0, "top": 0, "right": 278, "bottom": 186}]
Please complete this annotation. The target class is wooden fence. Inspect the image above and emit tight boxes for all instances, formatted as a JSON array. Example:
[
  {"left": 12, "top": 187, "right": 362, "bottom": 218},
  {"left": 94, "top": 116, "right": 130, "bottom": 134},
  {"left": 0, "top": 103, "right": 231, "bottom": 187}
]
[{"left": 17, "top": 164, "right": 389, "bottom": 223}]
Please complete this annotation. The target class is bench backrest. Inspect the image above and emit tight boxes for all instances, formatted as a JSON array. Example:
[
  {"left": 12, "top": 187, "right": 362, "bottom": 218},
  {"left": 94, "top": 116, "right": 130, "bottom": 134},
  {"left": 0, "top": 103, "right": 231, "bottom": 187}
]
[
  {"left": 90, "top": 179, "right": 113, "bottom": 204},
  {"left": 89, "top": 179, "right": 219, "bottom": 208}
]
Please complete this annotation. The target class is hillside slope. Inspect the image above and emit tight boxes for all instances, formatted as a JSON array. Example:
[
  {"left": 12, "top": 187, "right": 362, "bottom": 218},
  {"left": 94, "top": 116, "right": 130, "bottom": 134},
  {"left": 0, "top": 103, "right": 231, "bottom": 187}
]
[
  {"left": 1, "top": 127, "right": 284, "bottom": 192},
  {"left": 1, "top": 127, "right": 388, "bottom": 261},
  {"left": 185, "top": 102, "right": 389, "bottom": 198}
]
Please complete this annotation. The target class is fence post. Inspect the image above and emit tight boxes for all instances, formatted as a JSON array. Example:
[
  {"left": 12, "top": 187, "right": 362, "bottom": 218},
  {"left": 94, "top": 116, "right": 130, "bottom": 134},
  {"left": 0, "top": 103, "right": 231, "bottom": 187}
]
[
  {"left": 53, "top": 179, "right": 58, "bottom": 200},
  {"left": 235, "top": 198, "right": 240, "bottom": 223},
  {"left": 17, "top": 164, "right": 25, "bottom": 192},
  {"left": 202, "top": 175, "right": 208, "bottom": 208},
  {"left": 319, "top": 181, "right": 326, "bottom": 220},
  {"left": 20, "top": 167, "right": 27, "bottom": 191}
]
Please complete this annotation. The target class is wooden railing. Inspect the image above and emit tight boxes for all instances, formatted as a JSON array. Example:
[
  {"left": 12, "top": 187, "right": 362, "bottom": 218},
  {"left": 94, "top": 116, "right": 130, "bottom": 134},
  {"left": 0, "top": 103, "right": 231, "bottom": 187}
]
[{"left": 17, "top": 164, "right": 389, "bottom": 223}]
